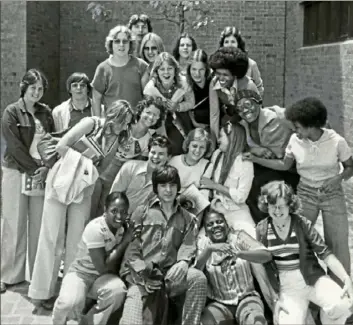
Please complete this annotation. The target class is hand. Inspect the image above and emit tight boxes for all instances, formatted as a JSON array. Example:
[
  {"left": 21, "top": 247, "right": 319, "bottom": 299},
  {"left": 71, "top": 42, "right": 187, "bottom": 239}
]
[
  {"left": 166, "top": 100, "right": 179, "bottom": 113},
  {"left": 341, "top": 276, "right": 353, "bottom": 300},
  {"left": 32, "top": 166, "right": 48, "bottom": 183},
  {"left": 242, "top": 152, "right": 254, "bottom": 161},
  {"left": 165, "top": 260, "right": 188, "bottom": 283},
  {"left": 200, "top": 177, "right": 216, "bottom": 190},
  {"left": 273, "top": 298, "right": 289, "bottom": 325},
  {"left": 321, "top": 175, "right": 342, "bottom": 193},
  {"left": 210, "top": 243, "right": 235, "bottom": 255},
  {"left": 250, "top": 146, "right": 274, "bottom": 159},
  {"left": 145, "top": 278, "right": 162, "bottom": 293},
  {"left": 123, "top": 220, "right": 142, "bottom": 242}
]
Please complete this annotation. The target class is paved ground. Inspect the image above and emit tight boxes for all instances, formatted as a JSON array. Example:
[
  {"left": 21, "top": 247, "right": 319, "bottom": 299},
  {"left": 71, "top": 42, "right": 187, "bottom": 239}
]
[{"left": 1, "top": 215, "right": 353, "bottom": 325}]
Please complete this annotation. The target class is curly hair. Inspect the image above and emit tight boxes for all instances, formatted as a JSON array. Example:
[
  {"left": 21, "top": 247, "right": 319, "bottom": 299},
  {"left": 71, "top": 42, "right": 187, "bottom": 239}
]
[
  {"left": 182, "top": 127, "right": 214, "bottom": 159},
  {"left": 20, "top": 69, "right": 48, "bottom": 97},
  {"left": 152, "top": 165, "right": 181, "bottom": 194},
  {"left": 172, "top": 33, "right": 198, "bottom": 61},
  {"left": 134, "top": 96, "right": 167, "bottom": 130},
  {"left": 209, "top": 47, "right": 249, "bottom": 79},
  {"left": 139, "top": 33, "right": 165, "bottom": 62},
  {"left": 186, "top": 49, "right": 212, "bottom": 87},
  {"left": 105, "top": 25, "right": 134, "bottom": 55},
  {"left": 66, "top": 72, "right": 92, "bottom": 97},
  {"left": 285, "top": 97, "right": 327, "bottom": 128},
  {"left": 150, "top": 52, "right": 182, "bottom": 88},
  {"left": 219, "top": 26, "right": 246, "bottom": 52},
  {"left": 258, "top": 181, "right": 301, "bottom": 215},
  {"left": 127, "top": 14, "right": 153, "bottom": 33}
]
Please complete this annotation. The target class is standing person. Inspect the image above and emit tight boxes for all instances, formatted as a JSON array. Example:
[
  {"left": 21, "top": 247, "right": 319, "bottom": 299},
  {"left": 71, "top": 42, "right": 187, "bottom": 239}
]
[
  {"left": 208, "top": 47, "right": 259, "bottom": 138},
  {"left": 91, "top": 96, "right": 167, "bottom": 219},
  {"left": 52, "top": 72, "right": 93, "bottom": 132},
  {"left": 1, "top": 69, "right": 54, "bottom": 294},
  {"left": 28, "top": 100, "right": 133, "bottom": 308},
  {"left": 91, "top": 25, "right": 148, "bottom": 117},
  {"left": 196, "top": 209, "right": 270, "bottom": 325},
  {"left": 52, "top": 192, "right": 139, "bottom": 325},
  {"left": 144, "top": 52, "right": 195, "bottom": 155},
  {"left": 119, "top": 165, "right": 207, "bottom": 325},
  {"left": 246, "top": 97, "right": 353, "bottom": 283},
  {"left": 172, "top": 33, "right": 198, "bottom": 76},
  {"left": 200, "top": 122, "right": 255, "bottom": 230},
  {"left": 110, "top": 135, "right": 172, "bottom": 214},
  {"left": 256, "top": 181, "right": 353, "bottom": 325},
  {"left": 186, "top": 49, "right": 212, "bottom": 129},
  {"left": 127, "top": 13, "right": 152, "bottom": 58},
  {"left": 139, "top": 32, "right": 165, "bottom": 88},
  {"left": 219, "top": 26, "right": 264, "bottom": 96}
]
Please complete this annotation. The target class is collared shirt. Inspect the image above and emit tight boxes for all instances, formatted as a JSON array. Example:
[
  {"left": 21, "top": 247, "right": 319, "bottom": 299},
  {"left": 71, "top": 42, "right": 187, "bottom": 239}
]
[
  {"left": 68, "top": 99, "right": 92, "bottom": 128},
  {"left": 110, "top": 160, "right": 153, "bottom": 214},
  {"left": 197, "top": 231, "right": 260, "bottom": 306},
  {"left": 121, "top": 197, "right": 198, "bottom": 276},
  {"left": 2, "top": 98, "right": 54, "bottom": 174}
]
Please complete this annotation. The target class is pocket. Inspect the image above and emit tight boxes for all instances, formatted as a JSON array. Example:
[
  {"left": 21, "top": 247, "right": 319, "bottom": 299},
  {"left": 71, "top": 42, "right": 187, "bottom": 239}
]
[{"left": 170, "top": 225, "right": 185, "bottom": 246}]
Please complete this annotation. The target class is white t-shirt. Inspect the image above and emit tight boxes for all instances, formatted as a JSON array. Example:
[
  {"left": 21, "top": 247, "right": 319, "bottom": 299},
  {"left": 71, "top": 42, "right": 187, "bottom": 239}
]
[
  {"left": 29, "top": 117, "right": 45, "bottom": 159},
  {"left": 69, "top": 216, "right": 124, "bottom": 275},
  {"left": 285, "top": 129, "right": 352, "bottom": 188}
]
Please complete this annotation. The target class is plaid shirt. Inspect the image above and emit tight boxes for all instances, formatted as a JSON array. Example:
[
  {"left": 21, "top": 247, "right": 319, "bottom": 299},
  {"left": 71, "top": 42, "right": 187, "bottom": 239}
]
[
  {"left": 120, "top": 197, "right": 198, "bottom": 276},
  {"left": 197, "top": 231, "right": 260, "bottom": 306}
]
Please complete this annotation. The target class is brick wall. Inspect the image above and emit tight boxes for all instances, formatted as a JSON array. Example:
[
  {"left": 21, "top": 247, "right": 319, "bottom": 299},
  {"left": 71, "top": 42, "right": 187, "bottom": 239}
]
[
  {"left": 27, "top": 1, "right": 60, "bottom": 108},
  {"left": 284, "top": 1, "right": 353, "bottom": 220},
  {"left": 59, "top": 1, "right": 286, "bottom": 107},
  {"left": 0, "top": 1, "right": 27, "bottom": 114}
]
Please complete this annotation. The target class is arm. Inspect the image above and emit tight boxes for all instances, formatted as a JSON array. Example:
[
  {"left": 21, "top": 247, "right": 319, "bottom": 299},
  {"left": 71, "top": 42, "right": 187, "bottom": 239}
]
[
  {"left": 195, "top": 246, "right": 212, "bottom": 271},
  {"left": 340, "top": 157, "right": 353, "bottom": 181},
  {"left": 251, "top": 154, "right": 295, "bottom": 171},
  {"left": 177, "top": 215, "right": 198, "bottom": 265},
  {"left": 1, "top": 109, "right": 39, "bottom": 175},
  {"left": 249, "top": 59, "right": 264, "bottom": 97},
  {"left": 141, "top": 69, "right": 150, "bottom": 89},
  {"left": 91, "top": 63, "right": 108, "bottom": 117},
  {"left": 209, "top": 79, "right": 220, "bottom": 138},
  {"left": 56, "top": 117, "right": 95, "bottom": 156},
  {"left": 92, "top": 89, "right": 103, "bottom": 117},
  {"left": 177, "top": 85, "right": 195, "bottom": 112},
  {"left": 324, "top": 254, "right": 351, "bottom": 284}
]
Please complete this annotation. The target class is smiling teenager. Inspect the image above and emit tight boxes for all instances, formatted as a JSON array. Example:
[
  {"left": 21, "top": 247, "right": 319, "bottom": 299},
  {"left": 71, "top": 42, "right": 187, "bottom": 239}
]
[{"left": 172, "top": 33, "right": 198, "bottom": 76}]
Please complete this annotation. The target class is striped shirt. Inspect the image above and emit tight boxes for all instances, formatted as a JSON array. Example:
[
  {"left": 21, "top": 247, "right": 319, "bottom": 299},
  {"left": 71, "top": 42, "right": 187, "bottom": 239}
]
[
  {"left": 197, "top": 232, "right": 259, "bottom": 306},
  {"left": 267, "top": 221, "right": 300, "bottom": 271}
]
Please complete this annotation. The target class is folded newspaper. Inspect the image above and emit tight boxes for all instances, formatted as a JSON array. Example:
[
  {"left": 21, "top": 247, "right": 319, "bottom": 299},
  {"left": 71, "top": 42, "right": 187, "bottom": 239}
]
[{"left": 179, "top": 184, "right": 210, "bottom": 216}]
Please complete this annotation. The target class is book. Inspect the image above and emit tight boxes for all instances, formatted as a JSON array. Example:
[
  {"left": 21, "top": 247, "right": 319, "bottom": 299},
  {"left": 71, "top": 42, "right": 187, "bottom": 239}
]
[{"left": 179, "top": 184, "right": 210, "bottom": 216}]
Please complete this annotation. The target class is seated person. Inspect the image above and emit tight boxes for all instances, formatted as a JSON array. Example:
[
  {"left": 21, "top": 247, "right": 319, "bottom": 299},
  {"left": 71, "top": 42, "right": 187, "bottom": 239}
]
[
  {"left": 52, "top": 192, "right": 140, "bottom": 325},
  {"left": 119, "top": 165, "right": 207, "bottom": 325},
  {"left": 256, "top": 181, "right": 353, "bottom": 325},
  {"left": 196, "top": 209, "right": 270, "bottom": 325}
]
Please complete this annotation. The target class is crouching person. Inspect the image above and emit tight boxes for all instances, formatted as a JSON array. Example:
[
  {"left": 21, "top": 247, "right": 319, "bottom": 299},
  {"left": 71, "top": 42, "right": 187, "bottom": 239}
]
[
  {"left": 119, "top": 165, "right": 208, "bottom": 325},
  {"left": 196, "top": 209, "right": 271, "bottom": 325},
  {"left": 52, "top": 192, "right": 139, "bottom": 325}
]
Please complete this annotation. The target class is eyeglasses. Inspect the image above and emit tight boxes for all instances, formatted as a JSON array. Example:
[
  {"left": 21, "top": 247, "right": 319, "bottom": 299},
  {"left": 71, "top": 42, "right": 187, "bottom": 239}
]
[
  {"left": 113, "top": 39, "right": 129, "bottom": 45},
  {"left": 71, "top": 83, "right": 87, "bottom": 89},
  {"left": 130, "top": 14, "right": 149, "bottom": 23},
  {"left": 144, "top": 46, "right": 158, "bottom": 51}
]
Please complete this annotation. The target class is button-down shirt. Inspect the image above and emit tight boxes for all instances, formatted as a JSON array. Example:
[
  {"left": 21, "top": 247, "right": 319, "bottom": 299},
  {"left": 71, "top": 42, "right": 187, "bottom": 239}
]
[
  {"left": 110, "top": 160, "right": 153, "bottom": 214},
  {"left": 120, "top": 197, "right": 198, "bottom": 276},
  {"left": 2, "top": 98, "right": 54, "bottom": 174}
]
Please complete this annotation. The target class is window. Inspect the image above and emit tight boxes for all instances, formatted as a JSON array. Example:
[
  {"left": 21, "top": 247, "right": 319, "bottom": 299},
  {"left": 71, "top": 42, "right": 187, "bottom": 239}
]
[{"left": 303, "top": 1, "right": 353, "bottom": 46}]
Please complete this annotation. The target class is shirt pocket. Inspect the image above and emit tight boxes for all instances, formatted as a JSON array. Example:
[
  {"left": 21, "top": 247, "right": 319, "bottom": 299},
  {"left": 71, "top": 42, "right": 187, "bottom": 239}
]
[{"left": 169, "top": 224, "right": 185, "bottom": 248}]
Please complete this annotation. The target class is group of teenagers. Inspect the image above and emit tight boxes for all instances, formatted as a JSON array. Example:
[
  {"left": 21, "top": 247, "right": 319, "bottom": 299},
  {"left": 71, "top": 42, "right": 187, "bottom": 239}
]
[{"left": 1, "top": 12, "right": 353, "bottom": 325}]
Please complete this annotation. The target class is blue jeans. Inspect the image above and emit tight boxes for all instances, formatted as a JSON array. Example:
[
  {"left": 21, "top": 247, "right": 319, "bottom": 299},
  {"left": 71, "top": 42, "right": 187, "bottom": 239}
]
[{"left": 297, "top": 181, "right": 351, "bottom": 283}]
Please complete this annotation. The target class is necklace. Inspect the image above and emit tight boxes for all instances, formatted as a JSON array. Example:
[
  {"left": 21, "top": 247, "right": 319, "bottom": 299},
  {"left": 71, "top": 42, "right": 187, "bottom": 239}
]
[
  {"left": 272, "top": 222, "right": 288, "bottom": 231},
  {"left": 183, "top": 155, "right": 197, "bottom": 167}
]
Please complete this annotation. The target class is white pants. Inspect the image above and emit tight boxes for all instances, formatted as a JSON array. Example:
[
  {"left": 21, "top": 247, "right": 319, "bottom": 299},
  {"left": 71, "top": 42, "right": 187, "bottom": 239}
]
[
  {"left": 53, "top": 271, "right": 126, "bottom": 325},
  {"left": 1, "top": 167, "right": 44, "bottom": 284},
  {"left": 28, "top": 194, "right": 91, "bottom": 300},
  {"left": 278, "top": 269, "right": 352, "bottom": 325}
]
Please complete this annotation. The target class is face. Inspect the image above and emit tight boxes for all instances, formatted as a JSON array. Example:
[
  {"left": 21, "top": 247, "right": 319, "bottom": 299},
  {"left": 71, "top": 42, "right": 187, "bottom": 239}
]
[
  {"left": 187, "top": 139, "right": 207, "bottom": 162},
  {"left": 215, "top": 69, "right": 235, "bottom": 89},
  {"left": 190, "top": 61, "right": 206, "bottom": 84},
  {"left": 143, "top": 40, "right": 159, "bottom": 63},
  {"left": 70, "top": 80, "right": 88, "bottom": 100},
  {"left": 112, "top": 32, "right": 130, "bottom": 57},
  {"left": 205, "top": 212, "right": 228, "bottom": 243},
  {"left": 235, "top": 98, "right": 261, "bottom": 123},
  {"left": 157, "top": 61, "right": 175, "bottom": 85},
  {"left": 157, "top": 182, "right": 178, "bottom": 203},
  {"left": 140, "top": 104, "right": 161, "bottom": 128},
  {"left": 105, "top": 198, "right": 129, "bottom": 229},
  {"left": 293, "top": 122, "right": 311, "bottom": 140},
  {"left": 179, "top": 37, "right": 193, "bottom": 59},
  {"left": 131, "top": 22, "right": 148, "bottom": 41},
  {"left": 223, "top": 35, "right": 238, "bottom": 48},
  {"left": 148, "top": 145, "right": 169, "bottom": 170},
  {"left": 23, "top": 80, "right": 44, "bottom": 104},
  {"left": 218, "top": 129, "right": 230, "bottom": 152},
  {"left": 268, "top": 197, "right": 290, "bottom": 222}
]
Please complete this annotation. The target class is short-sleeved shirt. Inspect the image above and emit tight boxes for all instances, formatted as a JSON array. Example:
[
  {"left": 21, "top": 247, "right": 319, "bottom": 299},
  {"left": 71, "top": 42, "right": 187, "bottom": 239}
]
[
  {"left": 91, "top": 57, "right": 148, "bottom": 111},
  {"left": 285, "top": 128, "right": 352, "bottom": 187},
  {"left": 69, "top": 216, "right": 124, "bottom": 275}
]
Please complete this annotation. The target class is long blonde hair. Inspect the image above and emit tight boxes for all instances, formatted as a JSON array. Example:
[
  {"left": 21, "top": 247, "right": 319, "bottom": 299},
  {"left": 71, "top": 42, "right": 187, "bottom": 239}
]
[{"left": 102, "top": 100, "right": 133, "bottom": 135}]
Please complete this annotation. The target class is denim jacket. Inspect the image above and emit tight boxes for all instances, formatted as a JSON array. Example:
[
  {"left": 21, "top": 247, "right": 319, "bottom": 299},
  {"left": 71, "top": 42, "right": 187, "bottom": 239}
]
[
  {"left": 256, "top": 214, "right": 331, "bottom": 293},
  {"left": 2, "top": 98, "right": 54, "bottom": 175}
]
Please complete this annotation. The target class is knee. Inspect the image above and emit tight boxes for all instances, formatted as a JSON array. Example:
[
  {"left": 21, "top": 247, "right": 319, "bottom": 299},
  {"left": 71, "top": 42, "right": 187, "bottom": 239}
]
[
  {"left": 187, "top": 268, "right": 207, "bottom": 287},
  {"left": 98, "top": 278, "right": 127, "bottom": 304},
  {"left": 53, "top": 293, "right": 83, "bottom": 316}
]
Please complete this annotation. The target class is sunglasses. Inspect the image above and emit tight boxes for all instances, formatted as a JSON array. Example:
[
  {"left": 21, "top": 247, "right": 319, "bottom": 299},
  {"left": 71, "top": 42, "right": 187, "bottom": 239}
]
[
  {"left": 113, "top": 39, "right": 129, "bottom": 45},
  {"left": 130, "top": 14, "right": 149, "bottom": 23},
  {"left": 144, "top": 46, "right": 158, "bottom": 51}
]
